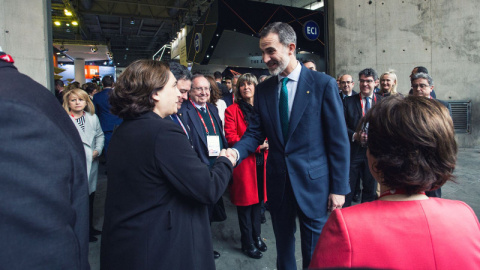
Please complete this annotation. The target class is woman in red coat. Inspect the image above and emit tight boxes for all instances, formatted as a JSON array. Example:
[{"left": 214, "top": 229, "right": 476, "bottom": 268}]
[
  {"left": 309, "top": 96, "right": 480, "bottom": 269},
  {"left": 224, "top": 73, "right": 268, "bottom": 259}
]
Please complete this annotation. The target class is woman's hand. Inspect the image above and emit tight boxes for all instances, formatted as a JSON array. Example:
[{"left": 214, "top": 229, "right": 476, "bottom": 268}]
[
  {"left": 93, "top": 150, "right": 99, "bottom": 159},
  {"left": 219, "top": 149, "right": 236, "bottom": 167},
  {"left": 259, "top": 140, "right": 269, "bottom": 150}
]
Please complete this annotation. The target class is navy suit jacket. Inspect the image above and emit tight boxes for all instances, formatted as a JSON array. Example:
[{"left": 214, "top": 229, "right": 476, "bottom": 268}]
[
  {"left": 344, "top": 93, "right": 382, "bottom": 158},
  {"left": 178, "top": 101, "right": 228, "bottom": 165},
  {"left": 233, "top": 65, "right": 350, "bottom": 219},
  {"left": 93, "top": 88, "right": 123, "bottom": 132}
]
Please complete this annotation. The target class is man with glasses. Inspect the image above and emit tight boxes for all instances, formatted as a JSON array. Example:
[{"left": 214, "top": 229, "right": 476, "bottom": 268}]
[
  {"left": 343, "top": 68, "right": 382, "bottom": 207},
  {"left": 339, "top": 74, "right": 357, "bottom": 100},
  {"left": 411, "top": 72, "right": 451, "bottom": 198},
  {"left": 178, "top": 74, "right": 228, "bottom": 260}
]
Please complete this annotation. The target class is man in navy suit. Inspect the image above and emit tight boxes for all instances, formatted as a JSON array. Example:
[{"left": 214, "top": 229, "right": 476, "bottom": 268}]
[
  {"left": 339, "top": 74, "right": 358, "bottom": 100},
  {"left": 93, "top": 75, "right": 123, "bottom": 156},
  {"left": 229, "top": 22, "right": 350, "bottom": 269},
  {"left": 178, "top": 74, "right": 228, "bottom": 260}
]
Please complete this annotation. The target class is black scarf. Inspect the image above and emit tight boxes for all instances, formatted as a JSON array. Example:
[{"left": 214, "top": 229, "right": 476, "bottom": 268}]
[{"left": 238, "top": 99, "right": 255, "bottom": 126}]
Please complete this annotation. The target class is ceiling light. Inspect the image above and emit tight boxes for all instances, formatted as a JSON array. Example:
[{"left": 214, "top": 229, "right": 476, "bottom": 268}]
[
  {"left": 64, "top": 9, "right": 72, "bottom": 16},
  {"left": 56, "top": 52, "right": 61, "bottom": 55},
  {"left": 126, "top": 48, "right": 129, "bottom": 51},
  {"left": 54, "top": 21, "right": 61, "bottom": 26},
  {"left": 66, "top": 29, "right": 71, "bottom": 32},
  {"left": 130, "top": 18, "right": 135, "bottom": 25},
  {"left": 66, "top": 23, "right": 70, "bottom": 26},
  {"left": 72, "top": 21, "right": 78, "bottom": 26}
]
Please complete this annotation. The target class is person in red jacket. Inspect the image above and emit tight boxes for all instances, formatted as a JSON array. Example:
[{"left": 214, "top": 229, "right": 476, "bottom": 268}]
[
  {"left": 309, "top": 96, "right": 480, "bottom": 269},
  {"left": 224, "top": 73, "right": 269, "bottom": 259}
]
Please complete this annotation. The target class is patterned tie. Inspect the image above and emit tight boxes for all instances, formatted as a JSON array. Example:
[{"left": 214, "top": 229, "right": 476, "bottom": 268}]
[
  {"left": 200, "top": 107, "right": 206, "bottom": 113},
  {"left": 279, "top": 77, "right": 289, "bottom": 142},
  {"left": 365, "top": 97, "right": 371, "bottom": 113}
]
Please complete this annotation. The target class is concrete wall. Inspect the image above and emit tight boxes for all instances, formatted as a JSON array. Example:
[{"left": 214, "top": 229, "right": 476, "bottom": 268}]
[
  {"left": 0, "top": 0, "right": 53, "bottom": 90},
  {"left": 328, "top": 0, "right": 480, "bottom": 147}
]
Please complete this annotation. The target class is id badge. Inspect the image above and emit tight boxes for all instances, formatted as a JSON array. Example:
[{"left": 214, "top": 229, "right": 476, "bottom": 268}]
[{"left": 207, "top": 135, "right": 221, "bottom": 156}]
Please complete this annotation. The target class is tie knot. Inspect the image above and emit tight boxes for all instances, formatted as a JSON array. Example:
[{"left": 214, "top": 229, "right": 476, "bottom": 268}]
[
  {"left": 282, "top": 77, "right": 289, "bottom": 86},
  {"left": 200, "top": 107, "right": 206, "bottom": 112}
]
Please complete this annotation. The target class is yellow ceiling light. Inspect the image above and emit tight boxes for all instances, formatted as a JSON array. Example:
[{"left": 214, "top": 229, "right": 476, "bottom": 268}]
[
  {"left": 64, "top": 9, "right": 72, "bottom": 16},
  {"left": 72, "top": 21, "right": 78, "bottom": 26},
  {"left": 54, "top": 21, "right": 61, "bottom": 26}
]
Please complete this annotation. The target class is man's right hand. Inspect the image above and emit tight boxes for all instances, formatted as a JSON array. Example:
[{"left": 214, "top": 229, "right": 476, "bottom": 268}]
[{"left": 219, "top": 149, "right": 236, "bottom": 167}]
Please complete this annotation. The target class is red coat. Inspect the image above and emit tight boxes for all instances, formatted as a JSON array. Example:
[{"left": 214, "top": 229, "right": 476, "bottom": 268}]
[
  {"left": 309, "top": 198, "right": 480, "bottom": 269},
  {"left": 224, "top": 103, "right": 267, "bottom": 206}
]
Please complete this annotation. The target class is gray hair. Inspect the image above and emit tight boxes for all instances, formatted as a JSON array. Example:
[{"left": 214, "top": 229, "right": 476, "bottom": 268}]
[
  {"left": 260, "top": 22, "right": 296, "bottom": 47},
  {"left": 411, "top": 72, "right": 433, "bottom": 86}
]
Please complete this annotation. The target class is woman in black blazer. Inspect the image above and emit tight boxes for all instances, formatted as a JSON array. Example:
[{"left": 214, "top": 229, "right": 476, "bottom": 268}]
[{"left": 100, "top": 60, "right": 235, "bottom": 270}]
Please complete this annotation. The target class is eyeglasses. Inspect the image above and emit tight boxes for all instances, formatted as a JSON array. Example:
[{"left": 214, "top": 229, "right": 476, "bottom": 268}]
[
  {"left": 191, "top": 87, "right": 210, "bottom": 92},
  {"left": 340, "top": 81, "right": 353, "bottom": 85},
  {"left": 359, "top": 79, "right": 374, "bottom": 84},
  {"left": 412, "top": 84, "right": 430, "bottom": 89}
]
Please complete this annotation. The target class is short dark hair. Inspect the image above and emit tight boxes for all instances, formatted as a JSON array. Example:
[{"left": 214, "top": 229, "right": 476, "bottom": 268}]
[
  {"left": 102, "top": 75, "right": 114, "bottom": 87},
  {"left": 411, "top": 72, "right": 433, "bottom": 86},
  {"left": 54, "top": 79, "right": 64, "bottom": 87},
  {"left": 358, "top": 68, "right": 378, "bottom": 81},
  {"left": 302, "top": 59, "right": 316, "bottom": 65},
  {"left": 260, "top": 22, "right": 296, "bottom": 47},
  {"left": 414, "top": 66, "right": 429, "bottom": 74},
  {"left": 169, "top": 61, "right": 192, "bottom": 81},
  {"left": 213, "top": 71, "right": 222, "bottom": 80},
  {"left": 365, "top": 95, "right": 457, "bottom": 195},
  {"left": 84, "top": 82, "right": 98, "bottom": 95},
  {"left": 110, "top": 60, "right": 170, "bottom": 119}
]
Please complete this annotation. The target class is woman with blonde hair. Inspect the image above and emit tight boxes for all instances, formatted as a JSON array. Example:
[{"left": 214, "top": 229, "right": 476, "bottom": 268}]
[
  {"left": 63, "top": 88, "right": 104, "bottom": 242},
  {"left": 379, "top": 70, "right": 400, "bottom": 97}
]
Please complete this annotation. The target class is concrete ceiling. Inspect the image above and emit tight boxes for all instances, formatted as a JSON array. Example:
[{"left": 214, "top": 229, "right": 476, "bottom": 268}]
[{"left": 51, "top": 0, "right": 323, "bottom": 67}]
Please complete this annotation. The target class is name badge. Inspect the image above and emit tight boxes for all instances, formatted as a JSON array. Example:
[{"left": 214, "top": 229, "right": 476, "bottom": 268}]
[{"left": 207, "top": 135, "right": 221, "bottom": 156}]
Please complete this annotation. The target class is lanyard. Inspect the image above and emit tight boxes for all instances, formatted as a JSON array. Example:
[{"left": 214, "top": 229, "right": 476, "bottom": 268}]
[
  {"left": 172, "top": 114, "right": 188, "bottom": 136},
  {"left": 360, "top": 94, "right": 377, "bottom": 116},
  {"left": 379, "top": 189, "right": 426, "bottom": 199},
  {"left": 190, "top": 100, "right": 217, "bottom": 135}
]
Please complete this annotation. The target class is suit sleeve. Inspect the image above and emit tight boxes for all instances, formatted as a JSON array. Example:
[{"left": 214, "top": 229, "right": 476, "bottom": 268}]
[
  {"left": 93, "top": 114, "right": 104, "bottom": 154},
  {"left": 309, "top": 210, "right": 351, "bottom": 269},
  {"left": 155, "top": 122, "right": 233, "bottom": 204},
  {"left": 344, "top": 99, "right": 356, "bottom": 140},
  {"left": 322, "top": 78, "right": 351, "bottom": 194}
]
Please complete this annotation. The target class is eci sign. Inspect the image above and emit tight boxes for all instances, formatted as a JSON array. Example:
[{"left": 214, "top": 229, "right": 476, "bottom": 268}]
[{"left": 303, "top": 21, "right": 320, "bottom": 41}]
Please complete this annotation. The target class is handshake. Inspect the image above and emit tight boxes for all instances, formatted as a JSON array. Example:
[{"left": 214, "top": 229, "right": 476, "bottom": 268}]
[{"left": 218, "top": 148, "right": 238, "bottom": 167}]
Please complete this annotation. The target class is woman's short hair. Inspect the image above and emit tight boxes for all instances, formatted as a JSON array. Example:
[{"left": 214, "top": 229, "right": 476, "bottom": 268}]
[
  {"left": 365, "top": 95, "right": 457, "bottom": 194},
  {"left": 234, "top": 73, "right": 258, "bottom": 104},
  {"left": 380, "top": 70, "right": 398, "bottom": 95},
  {"left": 205, "top": 75, "right": 221, "bottom": 104},
  {"left": 63, "top": 88, "right": 95, "bottom": 115},
  {"left": 110, "top": 60, "right": 170, "bottom": 119}
]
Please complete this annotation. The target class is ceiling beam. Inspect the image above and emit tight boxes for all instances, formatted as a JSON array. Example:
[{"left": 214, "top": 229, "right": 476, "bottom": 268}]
[
  {"left": 96, "top": 16, "right": 103, "bottom": 36},
  {"left": 80, "top": 11, "right": 174, "bottom": 21},
  {"left": 93, "top": 0, "right": 189, "bottom": 10},
  {"left": 137, "top": 19, "right": 144, "bottom": 35}
]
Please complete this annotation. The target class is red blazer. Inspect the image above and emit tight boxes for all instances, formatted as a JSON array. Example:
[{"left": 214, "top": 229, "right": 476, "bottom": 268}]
[
  {"left": 309, "top": 198, "right": 480, "bottom": 269},
  {"left": 224, "top": 103, "right": 267, "bottom": 206}
]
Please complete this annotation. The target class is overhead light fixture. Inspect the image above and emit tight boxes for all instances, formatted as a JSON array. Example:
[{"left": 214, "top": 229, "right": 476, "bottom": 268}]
[
  {"left": 126, "top": 48, "right": 129, "bottom": 51},
  {"left": 54, "top": 21, "right": 61, "bottom": 26},
  {"left": 64, "top": 9, "right": 72, "bottom": 16},
  {"left": 66, "top": 23, "right": 70, "bottom": 26},
  {"left": 130, "top": 18, "right": 135, "bottom": 25},
  {"left": 56, "top": 52, "right": 61, "bottom": 55},
  {"left": 72, "top": 21, "right": 78, "bottom": 26}
]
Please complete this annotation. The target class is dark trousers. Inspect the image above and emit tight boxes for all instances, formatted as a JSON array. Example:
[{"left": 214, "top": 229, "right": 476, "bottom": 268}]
[
  {"left": 89, "top": 192, "right": 96, "bottom": 233},
  {"left": 344, "top": 151, "right": 377, "bottom": 207},
  {"left": 270, "top": 178, "right": 326, "bottom": 270},
  {"left": 237, "top": 203, "right": 261, "bottom": 247}
]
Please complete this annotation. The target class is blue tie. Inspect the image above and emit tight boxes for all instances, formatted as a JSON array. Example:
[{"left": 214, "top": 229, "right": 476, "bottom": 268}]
[
  {"left": 365, "top": 97, "right": 371, "bottom": 113},
  {"left": 279, "top": 77, "right": 289, "bottom": 142}
]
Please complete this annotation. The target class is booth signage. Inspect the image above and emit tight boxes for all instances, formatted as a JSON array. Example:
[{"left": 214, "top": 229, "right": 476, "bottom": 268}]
[
  {"left": 303, "top": 20, "right": 320, "bottom": 41},
  {"left": 194, "top": 33, "right": 203, "bottom": 53}
]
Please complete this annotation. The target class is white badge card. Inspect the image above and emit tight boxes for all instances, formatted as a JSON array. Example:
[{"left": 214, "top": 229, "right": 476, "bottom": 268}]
[{"left": 207, "top": 135, "right": 221, "bottom": 156}]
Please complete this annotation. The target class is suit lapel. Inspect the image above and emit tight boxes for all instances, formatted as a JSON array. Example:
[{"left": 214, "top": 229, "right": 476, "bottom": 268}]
[
  {"left": 288, "top": 67, "right": 310, "bottom": 141},
  {"left": 263, "top": 77, "right": 284, "bottom": 145},
  {"left": 187, "top": 103, "right": 208, "bottom": 147},
  {"left": 355, "top": 94, "right": 362, "bottom": 116}
]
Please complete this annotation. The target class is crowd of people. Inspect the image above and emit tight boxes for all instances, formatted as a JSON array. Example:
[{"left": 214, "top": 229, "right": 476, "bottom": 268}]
[{"left": 2, "top": 21, "right": 480, "bottom": 270}]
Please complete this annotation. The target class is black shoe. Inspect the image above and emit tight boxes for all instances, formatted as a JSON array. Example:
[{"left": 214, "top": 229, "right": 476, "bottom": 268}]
[
  {"left": 254, "top": 236, "right": 267, "bottom": 252},
  {"left": 91, "top": 228, "right": 102, "bottom": 236},
  {"left": 242, "top": 244, "right": 262, "bottom": 259},
  {"left": 353, "top": 193, "right": 360, "bottom": 203},
  {"left": 213, "top": 250, "right": 220, "bottom": 259},
  {"left": 261, "top": 213, "right": 266, "bottom": 224},
  {"left": 89, "top": 235, "right": 98, "bottom": 243}
]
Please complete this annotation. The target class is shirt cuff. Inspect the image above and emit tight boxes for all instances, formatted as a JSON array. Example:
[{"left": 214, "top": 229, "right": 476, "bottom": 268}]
[{"left": 232, "top": 148, "right": 240, "bottom": 162}]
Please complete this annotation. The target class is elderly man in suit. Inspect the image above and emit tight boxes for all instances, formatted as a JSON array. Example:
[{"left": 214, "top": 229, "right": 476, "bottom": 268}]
[
  {"left": 0, "top": 51, "right": 90, "bottom": 269},
  {"left": 228, "top": 22, "right": 350, "bottom": 269},
  {"left": 178, "top": 74, "right": 228, "bottom": 259},
  {"left": 343, "top": 68, "right": 383, "bottom": 207}
]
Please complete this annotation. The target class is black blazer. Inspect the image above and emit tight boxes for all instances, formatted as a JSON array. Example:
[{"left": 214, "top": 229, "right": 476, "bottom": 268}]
[
  {"left": 344, "top": 93, "right": 382, "bottom": 157},
  {"left": 218, "top": 82, "right": 234, "bottom": 107},
  {"left": 0, "top": 59, "right": 90, "bottom": 269},
  {"left": 101, "top": 112, "right": 232, "bottom": 270},
  {"left": 178, "top": 101, "right": 228, "bottom": 165}
]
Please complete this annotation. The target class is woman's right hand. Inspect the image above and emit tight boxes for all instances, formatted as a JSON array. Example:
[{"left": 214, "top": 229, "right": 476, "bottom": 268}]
[{"left": 219, "top": 149, "right": 236, "bottom": 167}]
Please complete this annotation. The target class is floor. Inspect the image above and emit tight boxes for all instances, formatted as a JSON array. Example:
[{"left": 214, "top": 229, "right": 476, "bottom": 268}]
[{"left": 88, "top": 148, "right": 480, "bottom": 270}]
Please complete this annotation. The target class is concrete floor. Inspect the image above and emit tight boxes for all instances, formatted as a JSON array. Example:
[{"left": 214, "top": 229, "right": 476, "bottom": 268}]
[{"left": 88, "top": 148, "right": 480, "bottom": 270}]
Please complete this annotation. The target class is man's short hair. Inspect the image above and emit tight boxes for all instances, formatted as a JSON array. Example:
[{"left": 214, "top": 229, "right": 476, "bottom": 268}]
[
  {"left": 260, "top": 22, "right": 296, "bottom": 47},
  {"left": 358, "top": 68, "right": 378, "bottom": 81},
  {"left": 414, "top": 66, "right": 429, "bottom": 74},
  {"left": 102, "top": 75, "right": 114, "bottom": 87},
  {"left": 213, "top": 71, "right": 222, "bottom": 80},
  {"left": 169, "top": 61, "right": 192, "bottom": 81},
  {"left": 411, "top": 72, "right": 434, "bottom": 86},
  {"left": 54, "top": 79, "right": 64, "bottom": 88}
]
